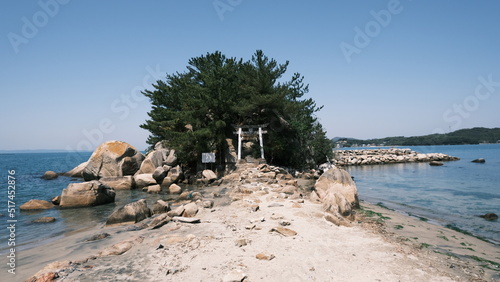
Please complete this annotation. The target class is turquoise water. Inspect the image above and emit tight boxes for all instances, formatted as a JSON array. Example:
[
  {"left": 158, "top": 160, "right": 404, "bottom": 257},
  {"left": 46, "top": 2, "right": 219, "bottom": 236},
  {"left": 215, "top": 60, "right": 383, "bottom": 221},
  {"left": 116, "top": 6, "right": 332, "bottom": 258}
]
[
  {"left": 0, "top": 144, "right": 498, "bottom": 254},
  {"left": 342, "top": 144, "right": 500, "bottom": 244}
]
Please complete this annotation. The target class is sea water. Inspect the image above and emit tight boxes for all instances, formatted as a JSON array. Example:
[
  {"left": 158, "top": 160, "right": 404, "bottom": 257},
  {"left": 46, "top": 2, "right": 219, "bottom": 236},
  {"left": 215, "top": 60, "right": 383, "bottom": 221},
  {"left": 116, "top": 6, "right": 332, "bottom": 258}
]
[
  {"left": 343, "top": 144, "right": 500, "bottom": 244},
  {"left": 0, "top": 152, "right": 159, "bottom": 254},
  {"left": 0, "top": 144, "right": 498, "bottom": 255}
]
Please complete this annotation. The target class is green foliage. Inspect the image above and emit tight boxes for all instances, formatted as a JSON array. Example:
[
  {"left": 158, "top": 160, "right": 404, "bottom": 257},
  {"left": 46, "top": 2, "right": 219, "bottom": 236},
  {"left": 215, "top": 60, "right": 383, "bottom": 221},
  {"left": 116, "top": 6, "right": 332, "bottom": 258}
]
[
  {"left": 335, "top": 127, "right": 500, "bottom": 147},
  {"left": 141, "top": 50, "right": 332, "bottom": 169}
]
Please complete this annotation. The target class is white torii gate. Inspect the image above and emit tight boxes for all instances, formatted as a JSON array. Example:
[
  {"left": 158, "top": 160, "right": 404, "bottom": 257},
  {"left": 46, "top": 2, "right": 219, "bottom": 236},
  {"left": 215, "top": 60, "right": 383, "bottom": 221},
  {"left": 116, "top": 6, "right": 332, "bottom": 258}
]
[{"left": 233, "top": 124, "right": 268, "bottom": 160}]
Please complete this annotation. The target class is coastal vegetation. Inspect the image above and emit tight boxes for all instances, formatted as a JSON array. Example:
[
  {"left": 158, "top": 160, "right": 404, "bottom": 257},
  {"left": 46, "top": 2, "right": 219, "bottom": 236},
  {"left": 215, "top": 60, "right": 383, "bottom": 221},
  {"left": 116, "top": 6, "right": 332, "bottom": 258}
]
[
  {"left": 141, "top": 50, "right": 332, "bottom": 170},
  {"left": 334, "top": 127, "right": 500, "bottom": 147}
]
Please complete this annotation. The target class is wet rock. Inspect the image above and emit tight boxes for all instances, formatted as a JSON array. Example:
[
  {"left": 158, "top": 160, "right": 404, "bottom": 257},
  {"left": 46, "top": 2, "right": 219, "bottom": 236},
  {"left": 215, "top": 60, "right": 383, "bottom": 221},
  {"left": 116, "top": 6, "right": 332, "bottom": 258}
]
[
  {"left": 479, "top": 213, "right": 498, "bottom": 220},
  {"left": 59, "top": 181, "right": 115, "bottom": 208},
  {"left": 32, "top": 216, "right": 56, "bottom": 223},
  {"left": 42, "top": 171, "right": 58, "bottom": 180},
  {"left": 20, "top": 199, "right": 54, "bottom": 210},
  {"left": 85, "top": 232, "right": 111, "bottom": 242},
  {"left": 106, "top": 199, "right": 151, "bottom": 226},
  {"left": 472, "top": 158, "right": 486, "bottom": 163},
  {"left": 429, "top": 161, "right": 444, "bottom": 166},
  {"left": 51, "top": 196, "right": 61, "bottom": 205}
]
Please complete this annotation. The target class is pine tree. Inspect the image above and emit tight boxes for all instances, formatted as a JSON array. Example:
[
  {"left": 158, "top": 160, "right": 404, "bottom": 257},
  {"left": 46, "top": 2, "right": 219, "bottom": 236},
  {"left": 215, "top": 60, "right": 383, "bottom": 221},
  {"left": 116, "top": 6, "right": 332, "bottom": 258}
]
[{"left": 141, "top": 50, "right": 332, "bottom": 170}]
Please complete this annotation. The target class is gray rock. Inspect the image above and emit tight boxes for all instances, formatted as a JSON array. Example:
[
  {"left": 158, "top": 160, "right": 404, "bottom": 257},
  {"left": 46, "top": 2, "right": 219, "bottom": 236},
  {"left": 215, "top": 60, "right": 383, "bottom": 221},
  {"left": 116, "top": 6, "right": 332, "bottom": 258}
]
[
  {"left": 106, "top": 199, "right": 151, "bottom": 225},
  {"left": 134, "top": 174, "right": 157, "bottom": 188},
  {"left": 152, "top": 166, "right": 168, "bottom": 183},
  {"left": 164, "top": 149, "right": 178, "bottom": 166},
  {"left": 167, "top": 165, "right": 183, "bottom": 183},
  {"left": 152, "top": 199, "right": 170, "bottom": 214},
  {"left": 168, "top": 183, "right": 182, "bottom": 194},
  {"left": 82, "top": 141, "right": 144, "bottom": 181},
  {"left": 59, "top": 181, "right": 116, "bottom": 208},
  {"left": 472, "top": 158, "right": 486, "bottom": 163},
  {"left": 429, "top": 161, "right": 444, "bottom": 166},
  {"left": 182, "top": 202, "right": 198, "bottom": 217},
  {"left": 146, "top": 184, "right": 162, "bottom": 194},
  {"left": 64, "top": 161, "right": 88, "bottom": 178}
]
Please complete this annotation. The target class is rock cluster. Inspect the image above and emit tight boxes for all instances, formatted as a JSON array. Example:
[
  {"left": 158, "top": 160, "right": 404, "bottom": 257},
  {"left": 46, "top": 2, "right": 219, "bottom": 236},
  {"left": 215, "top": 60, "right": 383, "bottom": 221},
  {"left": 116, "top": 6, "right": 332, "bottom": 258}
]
[{"left": 333, "top": 148, "right": 460, "bottom": 166}]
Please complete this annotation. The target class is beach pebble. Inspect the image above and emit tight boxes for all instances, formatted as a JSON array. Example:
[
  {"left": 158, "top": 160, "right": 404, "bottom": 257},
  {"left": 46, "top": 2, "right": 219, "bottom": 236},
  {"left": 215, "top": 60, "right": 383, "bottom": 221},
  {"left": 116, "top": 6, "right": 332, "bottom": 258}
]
[{"left": 256, "top": 253, "right": 275, "bottom": 260}]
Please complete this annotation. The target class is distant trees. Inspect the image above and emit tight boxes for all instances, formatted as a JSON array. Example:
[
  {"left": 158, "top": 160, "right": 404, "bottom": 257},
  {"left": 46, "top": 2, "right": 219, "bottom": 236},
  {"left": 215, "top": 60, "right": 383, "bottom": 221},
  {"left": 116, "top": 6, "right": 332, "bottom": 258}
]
[
  {"left": 141, "top": 50, "right": 333, "bottom": 170},
  {"left": 334, "top": 127, "right": 500, "bottom": 147}
]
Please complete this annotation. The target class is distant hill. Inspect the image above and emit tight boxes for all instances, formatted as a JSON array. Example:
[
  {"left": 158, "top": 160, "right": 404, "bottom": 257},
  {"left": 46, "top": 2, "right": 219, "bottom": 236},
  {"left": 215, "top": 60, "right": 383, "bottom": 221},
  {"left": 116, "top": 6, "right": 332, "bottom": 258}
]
[{"left": 333, "top": 127, "right": 500, "bottom": 147}]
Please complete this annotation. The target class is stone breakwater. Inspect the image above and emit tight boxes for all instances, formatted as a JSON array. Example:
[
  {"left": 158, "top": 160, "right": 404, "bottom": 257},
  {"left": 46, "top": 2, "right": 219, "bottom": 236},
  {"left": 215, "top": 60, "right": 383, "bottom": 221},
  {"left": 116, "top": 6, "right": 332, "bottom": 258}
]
[{"left": 333, "top": 148, "right": 460, "bottom": 166}]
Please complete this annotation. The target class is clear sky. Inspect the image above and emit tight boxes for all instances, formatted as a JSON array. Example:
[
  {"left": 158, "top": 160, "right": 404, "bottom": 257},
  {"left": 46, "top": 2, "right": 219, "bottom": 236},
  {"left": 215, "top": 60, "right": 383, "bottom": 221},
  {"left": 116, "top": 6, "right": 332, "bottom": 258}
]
[{"left": 1, "top": 0, "right": 499, "bottom": 151}]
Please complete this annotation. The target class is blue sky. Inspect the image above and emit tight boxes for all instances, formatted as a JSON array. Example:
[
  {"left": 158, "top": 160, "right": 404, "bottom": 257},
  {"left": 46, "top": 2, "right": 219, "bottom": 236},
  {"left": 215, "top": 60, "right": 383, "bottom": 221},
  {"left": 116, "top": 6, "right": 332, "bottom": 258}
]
[{"left": 1, "top": 0, "right": 499, "bottom": 151}]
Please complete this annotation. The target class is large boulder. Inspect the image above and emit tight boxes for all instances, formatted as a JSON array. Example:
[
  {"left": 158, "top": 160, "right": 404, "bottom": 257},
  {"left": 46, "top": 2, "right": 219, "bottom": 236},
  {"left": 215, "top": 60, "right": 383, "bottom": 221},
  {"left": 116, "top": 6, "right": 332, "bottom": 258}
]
[
  {"left": 167, "top": 165, "right": 183, "bottom": 183},
  {"left": 106, "top": 199, "right": 151, "bottom": 225},
  {"left": 20, "top": 199, "right": 54, "bottom": 210},
  {"left": 99, "top": 176, "right": 135, "bottom": 190},
  {"left": 59, "top": 181, "right": 116, "bottom": 208},
  {"left": 313, "top": 167, "right": 359, "bottom": 218},
  {"left": 152, "top": 166, "right": 168, "bottom": 183},
  {"left": 134, "top": 174, "right": 157, "bottom": 188},
  {"left": 82, "top": 141, "right": 144, "bottom": 181},
  {"left": 137, "top": 141, "right": 171, "bottom": 174},
  {"left": 64, "top": 161, "right": 88, "bottom": 178}
]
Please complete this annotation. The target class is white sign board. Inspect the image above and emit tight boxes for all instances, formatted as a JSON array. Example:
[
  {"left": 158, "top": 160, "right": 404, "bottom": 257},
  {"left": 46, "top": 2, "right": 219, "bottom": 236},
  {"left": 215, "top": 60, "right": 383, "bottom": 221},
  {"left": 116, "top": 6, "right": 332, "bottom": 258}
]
[{"left": 202, "top": 153, "right": 216, "bottom": 163}]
